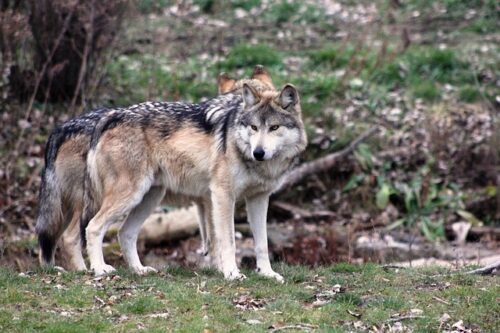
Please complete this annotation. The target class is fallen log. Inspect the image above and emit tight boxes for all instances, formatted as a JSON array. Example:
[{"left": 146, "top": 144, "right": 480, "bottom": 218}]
[
  {"left": 139, "top": 206, "right": 199, "bottom": 245},
  {"left": 466, "top": 260, "right": 500, "bottom": 275}
]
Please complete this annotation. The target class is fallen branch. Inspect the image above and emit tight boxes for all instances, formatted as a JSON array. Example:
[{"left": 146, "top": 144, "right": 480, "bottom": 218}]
[
  {"left": 386, "top": 315, "right": 425, "bottom": 323},
  {"left": 278, "top": 126, "right": 379, "bottom": 191},
  {"left": 466, "top": 260, "right": 500, "bottom": 275},
  {"left": 272, "top": 201, "right": 335, "bottom": 219},
  {"left": 432, "top": 296, "right": 450, "bottom": 305},
  {"left": 269, "top": 323, "right": 318, "bottom": 333}
]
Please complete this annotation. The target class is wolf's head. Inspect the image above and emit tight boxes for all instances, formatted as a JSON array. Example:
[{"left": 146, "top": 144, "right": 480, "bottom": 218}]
[{"left": 234, "top": 83, "right": 307, "bottom": 162}]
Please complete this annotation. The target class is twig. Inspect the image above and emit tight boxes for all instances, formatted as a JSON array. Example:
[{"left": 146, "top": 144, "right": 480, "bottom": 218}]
[
  {"left": 432, "top": 296, "right": 450, "bottom": 305},
  {"left": 278, "top": 126, "right": 379, "bottom": 191},
  {"left": 386, "top": 315, "right": 425, "bottom": 323},
  {"left": 272, "top": 201, "right": 335, "bottom": 219},
  {"left": 382, "top": 265, "right": 407, "bottom": 270},
  {"left": 466, "top": 260, "right": 500, "bottom": 275},
  {"left": 269, "top": 323, "right": 318, "bottom": 333}
]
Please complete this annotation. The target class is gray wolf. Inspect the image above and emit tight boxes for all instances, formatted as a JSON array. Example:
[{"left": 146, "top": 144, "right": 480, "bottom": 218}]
[
  {"left": 35, "top": 66, "right": 284, "bottom": 275},
  {"left": 83, "top": 77, "right": 307, "bottom": 280}
]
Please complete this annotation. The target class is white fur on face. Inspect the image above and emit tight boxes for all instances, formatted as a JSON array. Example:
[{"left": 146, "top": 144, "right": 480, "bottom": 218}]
[{"left": 237, "top": 124, "right": 302, "bottom": 161}]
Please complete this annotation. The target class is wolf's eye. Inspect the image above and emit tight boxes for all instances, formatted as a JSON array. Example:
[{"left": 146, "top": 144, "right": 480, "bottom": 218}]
[
  {"left": 250, "top": 125, "right": 258, "bottom": 131},
  {"left": 269, "top": 125, "right": 280, "bottom": 131}
]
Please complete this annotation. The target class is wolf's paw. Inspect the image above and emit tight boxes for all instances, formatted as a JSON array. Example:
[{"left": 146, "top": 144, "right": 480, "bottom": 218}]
[
  {"left": 257, "top": 268, "right": 284, "bottom": 283},
  {"left": 196, "top": 245, "right": 208, "bottom": 256},
  {"left": 133, "top": 265, "right": 158, "bottom": 276},
  {"left": 93, "top": 264, "right": 116, "bottom": 276},
  {"left": 224, "top": 269, "right": 247, "bottom": 281},
  {"left": 73, "top": 264, "right": 88, "bottom": 272}
]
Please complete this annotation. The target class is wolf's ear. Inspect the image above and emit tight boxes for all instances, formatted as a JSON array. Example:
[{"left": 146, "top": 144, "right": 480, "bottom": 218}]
[
  {"left": 251, "top": 65, "right": 274, "bottom": 89},
  {"left": 279, "top": 84, "right": 299, "bottom": 110},
  {"left": 242, "top": 83, "right": 260, "bottom": 107},
  {"left": 218, "top": 72, "right": 237, "bottom": 94}
]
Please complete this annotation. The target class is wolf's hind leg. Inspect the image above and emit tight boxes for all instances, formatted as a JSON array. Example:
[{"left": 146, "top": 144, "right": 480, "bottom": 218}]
[
  {"left": 195, "top": 201, "right": 208, "bottom": 256},
  {"left": 246, "top": 193, "right": 283, "bottom": 283},
  {"left": 61, "top": 209, "right": 87, "bottom": 271},
  {"left": 86, "top": 180, "right": 152, "bottom": 276},
  {"left": 196, "top": 198, "right": 218, "bottom": 268},
  {"left": 118, "top": 186, "right": 165, "bottom": 275}
]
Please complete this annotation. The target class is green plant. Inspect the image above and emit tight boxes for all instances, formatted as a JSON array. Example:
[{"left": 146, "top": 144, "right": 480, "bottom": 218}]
[
  {"left": 309, "top": 46, "right": 354, "bottom": 69},
  {"left": 382, "top": 175, "right": 464, "bottom": 241},
  {"left": 411, "top": 81, "right": 440, "bottom": 101},
  {"left": 344, "top": 157, "right": 467, "bottom": 241}
]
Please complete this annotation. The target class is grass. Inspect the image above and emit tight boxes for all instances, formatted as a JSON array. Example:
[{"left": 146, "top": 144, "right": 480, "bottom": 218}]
[
  {"left": 218, "top": 43, "right": 282, "bottom": 71},
  {"left": 0, "top": 264, "right": 498, "bottom": 332}
]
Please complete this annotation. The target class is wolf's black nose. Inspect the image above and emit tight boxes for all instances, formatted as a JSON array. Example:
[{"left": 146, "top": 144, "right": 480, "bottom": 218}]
[{"left": 253, "top": 147, "right": 265, "bottom": 161}]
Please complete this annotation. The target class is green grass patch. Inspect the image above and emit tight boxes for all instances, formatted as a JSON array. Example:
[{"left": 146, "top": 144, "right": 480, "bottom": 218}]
[
  {"left": 373, "top": 47, "right": 471, "bottom": 88},
  {"left": 263, "top": 0, "right": 324, "bottom": 25},
  {"left": 368, "top": 46, "right": 481, "bottom": 103},
  {"left": 411, "top": 81, "right": 441, "bottom": 101},
  {"left": 1, "top": 265, "right": 497, "bottom": 332},
  {"left": 106, "top": 54, "right": 219, "bottom": 105},
  {"left": 116, "top": 296, "right": 165, "bottom": 315},
  {"left": 458, "top": 85, "right": 481, "bottom": 102},
  {"left": 218, "top": 43, "right": 282, "bottom": 71}
]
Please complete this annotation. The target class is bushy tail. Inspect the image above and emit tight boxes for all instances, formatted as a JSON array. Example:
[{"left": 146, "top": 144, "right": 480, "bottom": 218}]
[{"left": 35, "top": 129, "right": 66, "bottom": 266}]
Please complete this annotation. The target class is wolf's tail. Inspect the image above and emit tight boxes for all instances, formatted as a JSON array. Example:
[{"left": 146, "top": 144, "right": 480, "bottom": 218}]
[{"left": 35, "top": 129, "right": 66, "bottom": 266}]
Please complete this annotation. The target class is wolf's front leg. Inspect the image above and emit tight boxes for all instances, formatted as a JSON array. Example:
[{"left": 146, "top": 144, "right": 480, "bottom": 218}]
[
  {"left": 211, "top": 187, "right": 245, "bottom": 281},
  {"left": 246, "top": 193, "right": 284, "bottom": 283}
]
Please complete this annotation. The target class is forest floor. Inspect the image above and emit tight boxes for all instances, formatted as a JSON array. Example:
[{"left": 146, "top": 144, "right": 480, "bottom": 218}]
[
  {"left": 1, "top": 264, "right": 499, "bottom": 332},
  {"left": 0, "top": 1, "right": 499, "bottom": 332}
]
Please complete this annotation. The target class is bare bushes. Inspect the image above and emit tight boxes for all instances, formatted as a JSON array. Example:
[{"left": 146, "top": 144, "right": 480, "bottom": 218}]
[{"left": 1, "top": 0, "right": 128, "bottom": 106}]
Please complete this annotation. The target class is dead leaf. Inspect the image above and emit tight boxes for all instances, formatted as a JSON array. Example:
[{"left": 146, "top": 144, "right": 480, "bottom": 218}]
[
  {"left": 439, "top": 313, "right": 451, "bottom": 324},
  {"left": 147, "top": 312, "right": 169, "bottom": 319},
  {"left": 347, "top": 309, "right": 361, "bottom": 318},
  {"left": 232, "top": 295, "right": 266, "bottom": 311}
]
